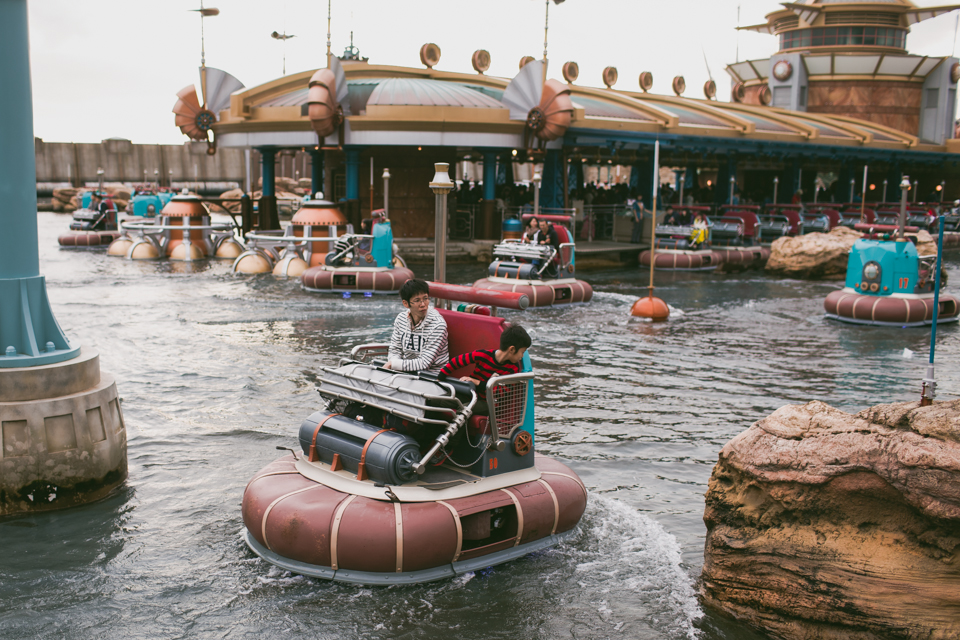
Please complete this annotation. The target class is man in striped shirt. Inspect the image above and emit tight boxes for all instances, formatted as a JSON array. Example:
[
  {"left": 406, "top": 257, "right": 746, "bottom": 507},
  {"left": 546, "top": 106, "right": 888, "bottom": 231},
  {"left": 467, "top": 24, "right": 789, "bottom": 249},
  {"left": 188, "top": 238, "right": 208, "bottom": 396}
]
[
  {"left": 384, "top": 279, "right": 449, "bottom": 374},
  {"left": 439, "top": 325, "right": 531, "bottom": 416}
]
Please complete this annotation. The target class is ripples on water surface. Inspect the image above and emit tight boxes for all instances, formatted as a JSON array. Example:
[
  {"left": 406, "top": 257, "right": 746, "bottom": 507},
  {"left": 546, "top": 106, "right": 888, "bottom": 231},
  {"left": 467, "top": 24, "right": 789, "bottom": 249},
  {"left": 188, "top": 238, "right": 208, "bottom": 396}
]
[{"left": 2, "top": 213, "right": 957, "bottom": 639}]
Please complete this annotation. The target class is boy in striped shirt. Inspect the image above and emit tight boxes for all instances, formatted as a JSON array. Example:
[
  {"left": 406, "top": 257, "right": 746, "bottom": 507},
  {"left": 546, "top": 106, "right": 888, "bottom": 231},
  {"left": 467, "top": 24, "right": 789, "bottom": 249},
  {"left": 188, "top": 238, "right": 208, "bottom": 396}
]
[{"left": 439, "top": 325, "right": 531, "bottom": 416}]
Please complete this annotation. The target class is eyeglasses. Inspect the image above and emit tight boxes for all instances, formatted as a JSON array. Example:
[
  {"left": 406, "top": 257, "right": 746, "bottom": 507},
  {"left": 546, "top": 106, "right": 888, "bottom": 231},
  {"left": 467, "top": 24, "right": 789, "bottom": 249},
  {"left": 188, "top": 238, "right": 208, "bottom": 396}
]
[{"left": 408, "top": 296, "right": 430, "bottom": 306}]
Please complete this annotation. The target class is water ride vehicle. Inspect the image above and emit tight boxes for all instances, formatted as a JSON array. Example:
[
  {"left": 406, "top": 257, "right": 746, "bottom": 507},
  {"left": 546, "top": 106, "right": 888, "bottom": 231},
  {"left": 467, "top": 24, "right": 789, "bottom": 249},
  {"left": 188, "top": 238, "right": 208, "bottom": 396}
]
[
  {"left": 824, "top": 218, "right": 959, "bottom": 326},
  {"left": 291, "top": 205, "right": 414, "bottom": 292},
  {"left": 473, "top": 214, "right": 592, "bottom": 306},
  {"left": 106, "top": 194, "right": 242, "bottom": 261},
  {"left": 241, "top": 306, "right": 587, "bottom": 584},
  {"left": 57, "top": 197, "right": 121, "bottom": 248},
  {"left": 639, "top": 206, "right": 719, "bottom": 271}
]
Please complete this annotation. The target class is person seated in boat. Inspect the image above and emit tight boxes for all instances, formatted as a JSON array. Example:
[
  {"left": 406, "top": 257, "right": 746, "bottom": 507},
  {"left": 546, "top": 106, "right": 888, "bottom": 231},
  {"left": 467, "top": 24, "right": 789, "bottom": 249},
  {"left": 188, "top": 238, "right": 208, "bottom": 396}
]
[
  {"left": 357, "top": 218, "right": 373, "bottom": 254},
  {"left": 689, "top": 211, "right": 709, "bottom": 249},
  {"left": 521, "top": 217, "right": 540, "bottom": 243},
  {"left": 537, "top": 219, "right": 561, "bottom": 277},
  {"left": 383, "top": 279, "right": 449, "bottom": 374},
  {"left": 439, "top": 324, "right": 531, "bottom": 416},
  {"left": 89, "top": 192, "right": 117, "bottom": 230}
]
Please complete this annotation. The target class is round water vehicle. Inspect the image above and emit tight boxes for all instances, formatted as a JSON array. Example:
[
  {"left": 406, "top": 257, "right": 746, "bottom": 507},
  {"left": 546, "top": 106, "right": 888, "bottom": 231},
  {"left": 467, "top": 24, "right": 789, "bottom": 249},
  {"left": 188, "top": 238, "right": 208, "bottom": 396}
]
[
  {"left": 473, "top": 215, "right": 593, "bottom": 307},
  {"left": 58, "top": 204, "right": 120, "bottom": 248},
  {"left": 300, "top": 209, "right": 413, "bottom": 293},
  {"left": 824, "top": 224, "right": 959, "bottom": 327},
  {"left": 639, "top": 248, "right": 718, "bottom": 271},
  {"left": 241, "top": 310, "right": 587, "bottom": 584},
  {"left": 713, "top": 247, "right": 769, "bottom": 271}
]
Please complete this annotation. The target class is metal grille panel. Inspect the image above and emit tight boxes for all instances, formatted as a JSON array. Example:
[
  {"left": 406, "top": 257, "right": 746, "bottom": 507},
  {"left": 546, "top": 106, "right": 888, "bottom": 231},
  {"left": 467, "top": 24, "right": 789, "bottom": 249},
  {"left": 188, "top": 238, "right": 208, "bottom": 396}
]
[{"left": 489, "top": 376, "right": 528, "bottom": 439}]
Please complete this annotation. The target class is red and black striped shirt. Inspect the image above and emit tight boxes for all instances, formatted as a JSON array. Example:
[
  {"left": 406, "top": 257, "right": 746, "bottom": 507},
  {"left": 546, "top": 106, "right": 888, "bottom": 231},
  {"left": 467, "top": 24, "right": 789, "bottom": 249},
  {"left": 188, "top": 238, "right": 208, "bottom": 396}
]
[{"left": 440, "top": 349, "right": 519, "bottom": 400}]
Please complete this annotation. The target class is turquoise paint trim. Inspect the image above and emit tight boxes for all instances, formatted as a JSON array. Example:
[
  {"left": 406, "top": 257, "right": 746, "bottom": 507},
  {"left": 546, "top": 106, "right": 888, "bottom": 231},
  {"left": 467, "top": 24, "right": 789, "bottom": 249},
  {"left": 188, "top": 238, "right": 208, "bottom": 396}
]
[
  {"left": 310, "top": 149, "right": 323, "bottom": 195},
  {"left": 0, "top": 0, "right": 40, "bottom": 279},
  {"left": 82, "top": 192, "right": 93, "bottom": 209},
  {"left": 345, "top": 147, "right": 360, "bottom": 200},
  {"left": 0, "top": 277, "right": 80, "bottom": 368},
  {"left": 483, "top": 151, "right": 497, "bottom": 201},
  {"left": 0, "top": 1, "right": 79, "bottom": 369},
  {"left": 131, "top": 194, "right": 163, "bottom": 217},
  {"left": 260, "top": 149, "right": 276, "bottom": 197},
  {"left": 520, "top": 352, "right": 534, "bottom": 447},
  {"left": 371, "top": 220, "right": 393, "bottom": 268}
]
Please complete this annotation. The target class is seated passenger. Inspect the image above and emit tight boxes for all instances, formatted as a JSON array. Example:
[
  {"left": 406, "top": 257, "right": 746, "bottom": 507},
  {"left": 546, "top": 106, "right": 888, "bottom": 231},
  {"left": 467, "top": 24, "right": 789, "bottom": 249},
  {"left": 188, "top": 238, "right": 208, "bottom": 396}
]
[
  {"left": 522, "top": 217, "right": 540, "bottom": 243},
  {"left": 439, "top": 324, "right": 531, "bottom": 416},
  {"left": 689, "top": 211, "right": 708, "bottom": 248},
  {"left": 384, "top": 279, "right": 449, "bottom": 374}
]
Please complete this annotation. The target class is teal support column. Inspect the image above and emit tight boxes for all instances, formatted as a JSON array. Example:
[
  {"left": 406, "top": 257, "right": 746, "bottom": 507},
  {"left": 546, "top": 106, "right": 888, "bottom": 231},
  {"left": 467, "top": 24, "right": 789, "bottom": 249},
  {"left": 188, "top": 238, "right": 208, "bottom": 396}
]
[
  {"left": 345, "top": 147, "right": 360, "bottom": 200},
  {"left": 0, "top": 0, "right": 79, "bottom": 367},
  {"left": 482, "top": 151, "right": 497, "bottom": 200},
  {"left": 260, "top": 149, "right": 276, "bottom": 197},
  {"left": 540, "top": 149, "right": 562, "bottom": 210},
  {"left": 310, "top": 149, "right": 324, "bottom": 196}
]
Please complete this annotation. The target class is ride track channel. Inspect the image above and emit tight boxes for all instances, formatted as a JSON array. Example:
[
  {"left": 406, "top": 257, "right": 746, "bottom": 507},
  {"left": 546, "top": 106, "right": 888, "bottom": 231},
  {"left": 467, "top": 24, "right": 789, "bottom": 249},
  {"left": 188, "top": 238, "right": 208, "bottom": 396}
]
[{"left": 2, "top": 212, "right": 957, "bottom": 640}]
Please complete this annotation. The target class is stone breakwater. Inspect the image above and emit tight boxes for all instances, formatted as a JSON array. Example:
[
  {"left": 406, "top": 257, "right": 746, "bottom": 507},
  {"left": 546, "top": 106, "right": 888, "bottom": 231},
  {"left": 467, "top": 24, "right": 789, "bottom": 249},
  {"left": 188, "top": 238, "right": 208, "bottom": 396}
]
[
  {"left": 765, "top": 226, "right": 946, "bottom": 280},
  {"left": 701, "top": 399, "right": 960, "bottom": 640}
]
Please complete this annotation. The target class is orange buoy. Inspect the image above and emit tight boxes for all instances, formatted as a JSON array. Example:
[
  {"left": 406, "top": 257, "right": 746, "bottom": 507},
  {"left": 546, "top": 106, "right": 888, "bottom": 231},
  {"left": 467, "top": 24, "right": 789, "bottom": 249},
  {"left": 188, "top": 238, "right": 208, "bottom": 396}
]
[{"left": 631, "top": 295, "right": 670, "bottom": 321}]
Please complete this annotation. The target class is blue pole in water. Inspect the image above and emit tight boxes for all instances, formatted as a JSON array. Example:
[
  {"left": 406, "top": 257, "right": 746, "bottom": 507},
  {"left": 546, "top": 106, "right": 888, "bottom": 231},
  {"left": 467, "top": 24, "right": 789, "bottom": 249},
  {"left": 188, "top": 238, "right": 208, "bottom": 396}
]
[
  {"left": 0, "top": 0, "right": 79, "bottom": 367},
  {"left": 921, "top": 215, "right": 946, "bottom": 405}
]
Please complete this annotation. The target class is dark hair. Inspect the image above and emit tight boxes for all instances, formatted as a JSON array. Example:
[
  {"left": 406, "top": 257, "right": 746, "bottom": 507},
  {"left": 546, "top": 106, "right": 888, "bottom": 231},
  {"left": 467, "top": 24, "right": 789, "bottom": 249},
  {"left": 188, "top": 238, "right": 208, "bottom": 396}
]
[
  {"left": 500, "top": 325, "right": 531, "bottom": 352},
  {"left": 528, "top": 216, "right": 539, "bottom": 226},
  {"left": 399, "top": 278, "right": 429, "bottom": 303}
]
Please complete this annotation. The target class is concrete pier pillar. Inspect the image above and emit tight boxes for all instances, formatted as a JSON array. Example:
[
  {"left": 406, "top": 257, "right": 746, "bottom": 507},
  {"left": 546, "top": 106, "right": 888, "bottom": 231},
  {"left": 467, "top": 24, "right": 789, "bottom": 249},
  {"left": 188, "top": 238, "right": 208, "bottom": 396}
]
[{"left": 0, "top": 0, "right": 126, "bottom": 516}]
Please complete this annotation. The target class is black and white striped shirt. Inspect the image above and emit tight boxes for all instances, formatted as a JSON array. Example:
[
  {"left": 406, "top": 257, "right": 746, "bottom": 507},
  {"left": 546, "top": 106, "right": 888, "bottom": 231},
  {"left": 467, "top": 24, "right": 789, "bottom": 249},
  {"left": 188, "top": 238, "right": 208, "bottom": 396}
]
[{"left": 387, "top": 308, "right": 449, "bottom": 373}]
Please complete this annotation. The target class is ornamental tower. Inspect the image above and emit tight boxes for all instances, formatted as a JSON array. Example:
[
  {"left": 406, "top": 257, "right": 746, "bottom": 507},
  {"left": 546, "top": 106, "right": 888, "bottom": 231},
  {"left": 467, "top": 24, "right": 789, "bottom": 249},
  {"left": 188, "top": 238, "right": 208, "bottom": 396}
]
[{"left": 727, "top": 0, "right": 960, "bottom": 142}]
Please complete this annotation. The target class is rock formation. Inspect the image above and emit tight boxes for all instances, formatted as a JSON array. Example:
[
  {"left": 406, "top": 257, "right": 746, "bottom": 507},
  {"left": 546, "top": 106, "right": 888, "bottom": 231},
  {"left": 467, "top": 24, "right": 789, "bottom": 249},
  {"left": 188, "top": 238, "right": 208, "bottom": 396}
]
[
  {"left": 701, "top": 399, "right": 960, "bottom": 640},
  {"left": 765, "top": 226, "right": 861, "bottom": 279}
]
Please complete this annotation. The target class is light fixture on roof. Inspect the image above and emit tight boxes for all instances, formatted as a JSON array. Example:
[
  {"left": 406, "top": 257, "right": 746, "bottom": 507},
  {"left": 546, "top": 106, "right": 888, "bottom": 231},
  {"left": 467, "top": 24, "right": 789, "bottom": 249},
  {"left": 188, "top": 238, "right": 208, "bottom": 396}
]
[
  {"left": 472, "top": 50, "right": 491, "bottom": 74},
  {"left": 602, "top": 67, "right": 618, "bottom": 89},
  {"left": 703, "top": 80, "right": 717, "bottom": 100},
  {"left": 672, "top": 76, "right": 686, "bottom": 96},
  {"left": 420, "top": 43, "right": 441, "bottom": 69},
  {"left": 731, "top": 82, "right": 745, "bottom": 103},
  {"left": 519, "top": 56, "right": 535, "bottom": 69},
  {"left": 639, "top": 71, "right": 653, "bottom": 92},
  {"left": 562, "top": 61, "right": 579, "bottom": 84}
]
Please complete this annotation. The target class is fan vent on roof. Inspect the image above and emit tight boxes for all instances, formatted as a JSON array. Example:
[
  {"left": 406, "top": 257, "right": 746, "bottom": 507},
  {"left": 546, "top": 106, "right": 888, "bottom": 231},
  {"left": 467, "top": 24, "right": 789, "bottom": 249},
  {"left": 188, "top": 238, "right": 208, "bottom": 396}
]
[{"left": 825, "top": 12, "right": 899, "bottom": 26}]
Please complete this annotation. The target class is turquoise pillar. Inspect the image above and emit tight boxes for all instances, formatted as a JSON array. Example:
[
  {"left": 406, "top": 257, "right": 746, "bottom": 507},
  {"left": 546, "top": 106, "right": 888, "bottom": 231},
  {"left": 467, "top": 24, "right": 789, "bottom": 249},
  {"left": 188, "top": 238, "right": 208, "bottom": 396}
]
[
  {"left": 345, "top": 147, "right": 360, "bottom": 200},
  {"left": 260, "top": 148, "right": 276, "bottom": 197},
  {"left": 483, "top": 151, "right": 497, "bottom": 200},
  {"left": 310, "top": 149, "right": 324, "bottom": 196},
  {"left": 0, "top": 0, "right": 78, "bottom": 367},
  {"left": 540, "top": 149, "right": 562, "bottom": 210}
]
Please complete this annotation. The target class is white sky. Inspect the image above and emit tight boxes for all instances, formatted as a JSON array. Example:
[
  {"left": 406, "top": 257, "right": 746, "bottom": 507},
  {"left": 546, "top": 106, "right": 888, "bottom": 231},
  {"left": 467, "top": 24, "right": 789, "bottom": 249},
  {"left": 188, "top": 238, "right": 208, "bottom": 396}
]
[{"left": 26, "top": 0, "right": 960, "bottom": 145}]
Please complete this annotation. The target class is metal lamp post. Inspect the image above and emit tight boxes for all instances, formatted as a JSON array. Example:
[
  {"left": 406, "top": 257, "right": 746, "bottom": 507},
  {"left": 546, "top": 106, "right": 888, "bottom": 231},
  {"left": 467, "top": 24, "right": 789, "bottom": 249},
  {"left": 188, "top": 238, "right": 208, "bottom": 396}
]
[
  {"left": 382, "top": 168, "right": 391, "bottom": 217},
  {"left": 882, "top": 179, "right": 888, "bottom": 202},
  {"left": 940, "top": 180, "right": 946, "bottom": 203},
  {"left": 912, "top": 179, "right": 919, "bottom": 203},
  {"left": 848, "top": 178, "right": 855, "bottom": 203},
  {"left": 430, "top": 163, "right": 454, "bottom": 285},
  {"left": 773, "top": 176, "right": 779, "bottom": 205},
  {"left": 532, "top": 172, "right": 542, "bottom": 218},
  {"left": 899, "top": 176, "right": 910, "bottom": 240}
]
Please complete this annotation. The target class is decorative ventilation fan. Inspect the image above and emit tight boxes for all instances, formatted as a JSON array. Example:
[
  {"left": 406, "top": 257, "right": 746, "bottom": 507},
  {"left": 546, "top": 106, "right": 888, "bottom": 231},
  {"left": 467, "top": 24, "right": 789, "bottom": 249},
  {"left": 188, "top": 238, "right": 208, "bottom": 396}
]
[
  {"left": 502, "top": 60, "right": 574, "bottom": 147},
  {"left": 173, "top": 67, "right": 244, "bottom": 153},
  {"left": 307, "top": 56, "right": 350, "bottom": 140}
]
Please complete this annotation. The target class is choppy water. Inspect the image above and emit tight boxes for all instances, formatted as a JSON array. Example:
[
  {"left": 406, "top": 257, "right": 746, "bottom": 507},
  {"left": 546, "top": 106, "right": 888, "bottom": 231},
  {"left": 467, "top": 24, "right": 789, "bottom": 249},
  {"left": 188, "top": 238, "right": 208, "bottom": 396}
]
[{"left": 2, "top": 213, "right": 958, "bottom": 640}]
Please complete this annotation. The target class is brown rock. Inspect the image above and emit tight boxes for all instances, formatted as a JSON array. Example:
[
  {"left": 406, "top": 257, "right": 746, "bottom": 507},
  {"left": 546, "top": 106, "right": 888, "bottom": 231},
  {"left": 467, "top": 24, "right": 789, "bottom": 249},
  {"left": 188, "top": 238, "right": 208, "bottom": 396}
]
[
  {"left": 701, "top": 400, "right": 960, "bottom": 640},
  {"left": 218, "top": 188, "right": 245, "bottom": 214},
  {"left": 765, "top": 226, "right": 861, "bottom": 279}
]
